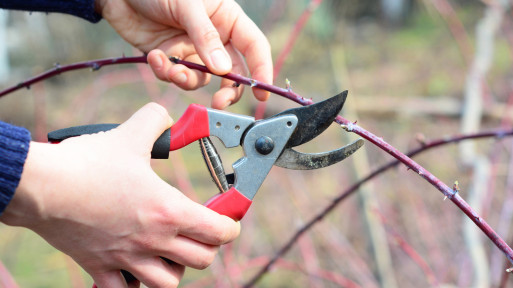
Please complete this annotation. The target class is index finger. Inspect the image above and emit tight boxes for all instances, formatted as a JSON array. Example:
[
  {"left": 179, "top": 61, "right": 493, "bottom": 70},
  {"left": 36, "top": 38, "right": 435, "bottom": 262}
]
[
  {"left": 212, "top": 2, "right": 273, "bottom": 101},
  {"left": 178, "top": 0, "right": 233, "bottom": 75},
  {"left": 231, "top": 13, "right": 273, "bottom": 102}
]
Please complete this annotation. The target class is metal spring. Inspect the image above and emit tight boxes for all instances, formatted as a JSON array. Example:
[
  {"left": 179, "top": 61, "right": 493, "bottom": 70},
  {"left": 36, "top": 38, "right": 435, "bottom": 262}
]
[{"left": 199, "top": 137, "right": 229, "bottom": 193}]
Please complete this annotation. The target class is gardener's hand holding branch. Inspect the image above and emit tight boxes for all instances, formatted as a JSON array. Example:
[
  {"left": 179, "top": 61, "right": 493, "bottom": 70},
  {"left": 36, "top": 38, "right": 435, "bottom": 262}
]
[{"left": 95, "top": 0, "right": 273, "bottom": 109}]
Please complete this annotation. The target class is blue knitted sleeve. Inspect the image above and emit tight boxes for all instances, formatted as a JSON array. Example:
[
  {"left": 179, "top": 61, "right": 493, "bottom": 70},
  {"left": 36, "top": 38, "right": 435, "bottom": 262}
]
[
  {"left": 0, "top": 0, "right": 102, "bottom": 23},
  {"left": 0, "top": 121, "right": 31, "bottom": 216}
]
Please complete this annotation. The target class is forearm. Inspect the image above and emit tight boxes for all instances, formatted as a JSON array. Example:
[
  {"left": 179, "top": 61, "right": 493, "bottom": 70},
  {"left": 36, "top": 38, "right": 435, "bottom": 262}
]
[
  {"left": 0, "top": 0, "right": 102, "bottom": 23},
  {"left": 0, "top": 121, "right": 31, "bottom": 216}
]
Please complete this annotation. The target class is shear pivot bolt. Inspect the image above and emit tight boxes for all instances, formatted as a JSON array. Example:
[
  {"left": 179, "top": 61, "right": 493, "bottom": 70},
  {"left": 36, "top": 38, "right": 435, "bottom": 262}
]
[{"left": 255, "top": 136, "right": 274, "bottom": 155}]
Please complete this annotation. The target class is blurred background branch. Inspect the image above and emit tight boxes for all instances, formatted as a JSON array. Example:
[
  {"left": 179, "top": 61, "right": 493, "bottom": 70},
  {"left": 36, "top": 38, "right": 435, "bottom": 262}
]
[{"left": 459, "top": 1, "right": 511, "bottom": 287}]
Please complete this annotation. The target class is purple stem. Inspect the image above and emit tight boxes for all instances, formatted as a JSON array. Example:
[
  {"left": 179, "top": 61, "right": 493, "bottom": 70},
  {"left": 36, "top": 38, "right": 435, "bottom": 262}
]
[{"left": 0, "top": 56, "right": 149, "bottom": 98}]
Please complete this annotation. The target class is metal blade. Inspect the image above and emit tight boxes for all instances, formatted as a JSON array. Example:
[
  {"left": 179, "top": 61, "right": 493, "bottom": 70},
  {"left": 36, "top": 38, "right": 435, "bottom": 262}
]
[
  {"left": 275, "top": 138, "right": 364, "bottom": 170},
  {"left": 273, "top": 91, "right": 347, "bottom": 148}
]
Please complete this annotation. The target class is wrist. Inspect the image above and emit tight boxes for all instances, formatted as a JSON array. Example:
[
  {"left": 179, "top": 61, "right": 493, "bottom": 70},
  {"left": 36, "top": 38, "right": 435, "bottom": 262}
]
[{"left": 0, "top": 142, "right": 54, "bottom": 229}]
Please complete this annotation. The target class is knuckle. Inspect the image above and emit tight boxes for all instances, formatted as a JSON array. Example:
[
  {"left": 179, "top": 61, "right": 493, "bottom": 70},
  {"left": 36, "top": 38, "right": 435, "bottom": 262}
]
[
  {"left": 196, "top": 250, "right": 217, "bottom": 270},
  {"left": 145, "top": 102, "right": 167, "bottom": 116},
  {"left": 159, "top": 278, "right": 180, "bottom": 288},
  {"left": 210, "top": 226, "right": 231, "bottom": 245},
  {"left": 175, "top": 82, "right": 196, "bottom": 91},
  {"left": 201, "top": 29, "right": 221, "bottom": 45},
  {"left": 109, "top": 250, "right": 133, "bottom": 268},
  {"left": 205, "top": 217, "right": 240, "bottom": 245},
  {"left": 144, "top": 102, "right": 172, "bottom": 123},
  {"left": 150, "top": 64, "right": 170, "bottom": 81},
  {"left": 135, "top": 236, "right": 158, "bottom": 251},
  {"left": 144, "top": 277, "right": 180, "bottom": 288},
  {"left": 155, "top": 71, "right": 170, "bottom": 82},
  {"left": 155, "top": 203, "right": 181, "bottom": 229}
]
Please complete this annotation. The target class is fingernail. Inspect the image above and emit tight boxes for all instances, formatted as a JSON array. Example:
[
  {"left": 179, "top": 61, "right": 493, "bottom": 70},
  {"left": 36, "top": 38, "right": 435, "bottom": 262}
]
[
  {"left": 210, "top": 49, "right": 231, "bottom": 72},
  {"left": 171, "top": 72, "right": 187, "bottom": 84}
]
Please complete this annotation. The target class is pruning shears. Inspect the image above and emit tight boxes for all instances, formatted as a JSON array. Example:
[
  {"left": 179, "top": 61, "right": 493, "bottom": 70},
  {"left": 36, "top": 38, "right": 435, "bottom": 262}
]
[
  {"left": 48, "top": 91, "right": 363, "bottom": 221},
  {"left": 48, "top": 91, "right": 363, "bottom": 285}
]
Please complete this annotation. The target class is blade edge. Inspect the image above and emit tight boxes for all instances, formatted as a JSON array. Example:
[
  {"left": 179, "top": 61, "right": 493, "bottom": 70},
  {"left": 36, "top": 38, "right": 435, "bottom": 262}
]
[
  {"left": 273, "top": 91, "right": 348, "bottom": 148},
  {"left": 275, "top": 138, "right": 364, "bottom": 170}
]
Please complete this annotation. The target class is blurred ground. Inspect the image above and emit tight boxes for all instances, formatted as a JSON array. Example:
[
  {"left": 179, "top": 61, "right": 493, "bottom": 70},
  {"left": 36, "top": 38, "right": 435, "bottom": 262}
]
[{"left": 1, "top": 1, "right": 513, "bottom": 287}]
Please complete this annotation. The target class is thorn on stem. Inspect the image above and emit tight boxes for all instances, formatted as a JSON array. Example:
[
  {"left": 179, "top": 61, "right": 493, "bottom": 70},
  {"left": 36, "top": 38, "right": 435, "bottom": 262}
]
[
  {"left": 444, "top": 181, "right": 460, "bottom": 201},
  {"left": 285, "top": 78, "right": 292, "bottom": 91},
  {"left": 250, "top": 79, "right": 257, "bottom": 87},
  {"left": 341, "top": 121, "right": 358, "bottom": 132},
  {"left": 506, "top": 267, "right": 513, "bottom": 273},
  {"left": 341, "top": 122, "right": 354, "bottom": 132},
  {"left": 91, "top": 63, "right": 100, "bottom": 71},
  {"left": 232, "top": 82, "right": 241, "bottom": 88},
  {"left": 452, "top": 181, "right": 460, "bottom": 196}
]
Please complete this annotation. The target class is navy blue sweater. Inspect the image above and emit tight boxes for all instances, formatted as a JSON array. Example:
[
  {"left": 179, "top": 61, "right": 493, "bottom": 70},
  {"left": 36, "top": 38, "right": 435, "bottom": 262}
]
[
  {"left": 0, "top": 0, "right": 101, "bottom": 215},
  {"left": 0, "top": 122, "right": 30, "bottom": 215},
  {"left": 0, "top": 0, "right": 101, "bottom": 23}
]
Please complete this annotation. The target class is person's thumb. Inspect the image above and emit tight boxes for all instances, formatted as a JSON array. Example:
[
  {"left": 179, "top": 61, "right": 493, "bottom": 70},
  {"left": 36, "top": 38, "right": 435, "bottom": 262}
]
[{"left": 116, "top": 102, "right": 173, "bottom": 150}]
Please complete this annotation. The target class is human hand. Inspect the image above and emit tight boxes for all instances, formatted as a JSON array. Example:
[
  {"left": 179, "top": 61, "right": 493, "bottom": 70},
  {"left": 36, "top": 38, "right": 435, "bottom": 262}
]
[
  {"left": 0, "top": 103, "right": 240, "bottom": 288},
  {"left": 95, "top": 0, "right": 273, "bottom": 109}
]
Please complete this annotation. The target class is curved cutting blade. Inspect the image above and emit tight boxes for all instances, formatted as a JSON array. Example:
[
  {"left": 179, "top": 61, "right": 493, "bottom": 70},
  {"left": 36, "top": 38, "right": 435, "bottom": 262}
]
[
  {"left": 273, "top": 91, "right": 347, "bottom": 148},
  {"left": 275, "top": 138, "right": 364, "bottom": 170}
]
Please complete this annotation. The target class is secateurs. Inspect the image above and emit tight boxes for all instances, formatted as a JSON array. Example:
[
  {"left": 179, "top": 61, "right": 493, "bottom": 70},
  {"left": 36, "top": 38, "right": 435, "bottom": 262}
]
[{"left": 48, "top": 91, "right": 363, "bottom": 221}]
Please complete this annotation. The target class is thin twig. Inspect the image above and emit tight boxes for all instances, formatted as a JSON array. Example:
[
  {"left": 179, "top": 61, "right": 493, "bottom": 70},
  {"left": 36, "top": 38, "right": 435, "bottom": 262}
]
[
  {"left": 429, "top": 0, "right": 473, "bottom": 65},
  {"left": 374, "top": 210, "right": 438, "bottom": 287},
  {"left": 0, "top": 55, "right": 148, "bottom": 98}
]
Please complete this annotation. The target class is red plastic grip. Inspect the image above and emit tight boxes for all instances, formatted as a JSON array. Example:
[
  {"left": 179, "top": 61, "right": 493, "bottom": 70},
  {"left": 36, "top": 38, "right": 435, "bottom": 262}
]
[
  {"left": 170, "top": 104, "right": 210, "bottom": 151},
  {"left": 205, "top": 187, "right": 252, "bottom": 221}
]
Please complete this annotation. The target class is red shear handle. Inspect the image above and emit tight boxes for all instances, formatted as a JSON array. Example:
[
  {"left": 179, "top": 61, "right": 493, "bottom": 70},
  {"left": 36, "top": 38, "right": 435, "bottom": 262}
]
[
  {"left": 170, "top": 104, "right": 210, "bottom": 151},
  {"left": 205, "top": 187, "right": 252, "bottom": 221}
]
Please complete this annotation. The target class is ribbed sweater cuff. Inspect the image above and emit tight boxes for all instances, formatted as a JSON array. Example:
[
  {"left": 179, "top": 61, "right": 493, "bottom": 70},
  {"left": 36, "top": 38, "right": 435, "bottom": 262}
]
[
  {"left": 0, "top": 0, "right": 102, "bottom": 23},
  {"left": 0, "top": 122, "right": 31, "bottom": 215}
]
